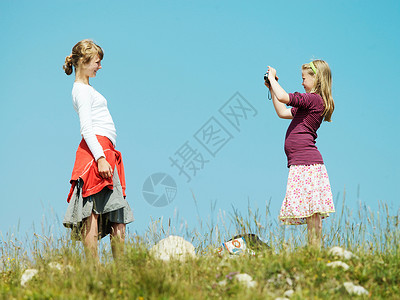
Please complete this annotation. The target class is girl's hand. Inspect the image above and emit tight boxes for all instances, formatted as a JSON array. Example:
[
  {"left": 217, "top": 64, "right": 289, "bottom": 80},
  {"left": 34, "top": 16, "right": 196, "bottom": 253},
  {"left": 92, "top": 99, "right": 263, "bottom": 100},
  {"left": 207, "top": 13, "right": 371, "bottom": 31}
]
[
  {"left": 265, "top": 66, "right": 278, "bottom": 89},
  {"left": 97, "top": 157, "right": 113, "bottom": 179},
  {"left": 264, "top": 75, "right": 279, "bottom": 88},
  {"left": 268, "top": 66, "right": 277, "bottom": 82}
]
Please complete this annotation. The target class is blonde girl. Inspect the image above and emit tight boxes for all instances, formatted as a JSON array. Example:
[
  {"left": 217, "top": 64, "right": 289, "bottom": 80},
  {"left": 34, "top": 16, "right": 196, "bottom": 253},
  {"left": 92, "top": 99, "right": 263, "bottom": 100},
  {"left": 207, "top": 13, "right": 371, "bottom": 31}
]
[
  {"left": 265, "top": 60, "right": 335, "bottom": 247},
  {"left": 62, "top": 39, "right": 134, "bottom": 259}
]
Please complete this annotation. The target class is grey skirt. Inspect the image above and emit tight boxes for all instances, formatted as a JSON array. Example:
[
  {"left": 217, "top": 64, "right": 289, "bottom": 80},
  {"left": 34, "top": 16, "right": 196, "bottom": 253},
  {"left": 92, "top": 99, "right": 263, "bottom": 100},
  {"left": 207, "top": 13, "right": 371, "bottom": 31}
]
[{"left": 63, "top": 168, "right": 134, "bottom": 240}]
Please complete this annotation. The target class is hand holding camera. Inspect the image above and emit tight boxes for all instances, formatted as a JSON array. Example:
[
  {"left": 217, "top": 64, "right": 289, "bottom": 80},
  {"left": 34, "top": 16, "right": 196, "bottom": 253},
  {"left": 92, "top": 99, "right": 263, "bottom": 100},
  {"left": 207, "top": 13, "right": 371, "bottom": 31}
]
[
  {"left": 264, "top": 66, "right": 278, "bottom": 100},
  {"left": 264, "top": 66, "right": 278, "bottom": 88},
  {"left": 264, "top": 72, "right": 271, "bottom": 86}
]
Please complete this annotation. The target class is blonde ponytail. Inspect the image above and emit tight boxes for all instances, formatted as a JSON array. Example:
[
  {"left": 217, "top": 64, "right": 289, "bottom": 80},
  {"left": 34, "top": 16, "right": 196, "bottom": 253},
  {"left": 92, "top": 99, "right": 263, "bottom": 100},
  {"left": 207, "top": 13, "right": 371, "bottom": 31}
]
[{"left": 63, "top": 55, "right": 73, "bottom": 75}]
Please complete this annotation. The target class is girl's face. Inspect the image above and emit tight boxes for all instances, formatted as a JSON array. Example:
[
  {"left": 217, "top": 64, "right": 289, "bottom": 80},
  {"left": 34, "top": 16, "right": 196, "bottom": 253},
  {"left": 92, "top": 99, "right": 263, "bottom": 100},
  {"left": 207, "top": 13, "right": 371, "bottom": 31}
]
[
  {"left": 80, "top": 55, "right": 102, "bottom": 78},
  {"left": 302, "top": 70, "right": 315, "bottom": 93}
]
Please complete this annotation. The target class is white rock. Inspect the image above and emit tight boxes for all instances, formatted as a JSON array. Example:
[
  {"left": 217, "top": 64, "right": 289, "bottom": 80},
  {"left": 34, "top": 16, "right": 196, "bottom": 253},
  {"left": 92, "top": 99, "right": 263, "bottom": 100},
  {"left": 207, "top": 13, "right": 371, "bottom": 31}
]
[
  {"left": 65, "top": 265, "right": 74, "bottom": 272},
  {"left": 284, "top": 289, "right": 294, "bottom": 297},
  {"left": 286, "top": 277, "right": 293, "bottom": 286},
  {"left": 343, "top": 282, "right": 369, "bottom": 296},
  {"left": 327, "top": 261, "right": 350, "bottom": 270},
  {"left": 328, "top": 246, "right": 358, "bottom": 260},
  {"left": 234, "top": 273, "right": 257, "bottom": 288},
  {"left": 48, "top": 262, "right": 74, "bottom": 272},
  {"left": 48, "top": 262, "right": 63, "bottom": 271},
  {"left": 21, "top": 269, "right": 38, "bottom": 286},
  {"left": 267, "top": 273, "right": 292, "bottom": 286},
  {"left": 150, "top": 235, "right": 196, "bottom": 261},
  {"left": 218, "top": 279, "right": 227, "bottom": 286}
]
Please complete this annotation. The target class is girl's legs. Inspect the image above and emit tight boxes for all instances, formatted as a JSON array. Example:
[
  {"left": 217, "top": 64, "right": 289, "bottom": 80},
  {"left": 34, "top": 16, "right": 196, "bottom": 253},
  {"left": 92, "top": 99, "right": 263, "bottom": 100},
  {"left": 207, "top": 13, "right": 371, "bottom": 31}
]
[
  {"left": 110, "top": 223, "right": 126, "bottom": 259},
  {"left": 81, "top": 215, "right": 126, "bottom": 260},
  {"left": 82, "top": 212, "right": 99, "bottom": 259},
  {"left": 307, "top": 213, "right": 322, "bottom": 248}
]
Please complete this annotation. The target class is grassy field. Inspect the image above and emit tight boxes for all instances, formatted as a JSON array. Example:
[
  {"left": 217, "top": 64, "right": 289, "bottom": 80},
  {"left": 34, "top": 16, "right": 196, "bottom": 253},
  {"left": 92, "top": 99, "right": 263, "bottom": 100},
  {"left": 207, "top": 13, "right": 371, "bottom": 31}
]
[{"left": 1, "top": 199, "right": 399, "bottom": 299}]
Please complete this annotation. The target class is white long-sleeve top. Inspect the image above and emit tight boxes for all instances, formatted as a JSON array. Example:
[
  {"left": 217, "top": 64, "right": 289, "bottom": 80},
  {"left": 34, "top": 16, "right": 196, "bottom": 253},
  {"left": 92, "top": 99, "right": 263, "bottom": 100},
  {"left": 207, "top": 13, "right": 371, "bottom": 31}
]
[{"left": 72, "top": 82, "right": 117, "bottom": 161}]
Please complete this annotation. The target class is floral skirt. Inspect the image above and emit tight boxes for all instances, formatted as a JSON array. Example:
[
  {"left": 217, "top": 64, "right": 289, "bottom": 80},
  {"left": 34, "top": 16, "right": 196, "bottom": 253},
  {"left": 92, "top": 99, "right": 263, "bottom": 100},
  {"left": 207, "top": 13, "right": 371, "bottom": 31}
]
[{"left": 279, "top": 164, "right": 335, "bottom": 225}]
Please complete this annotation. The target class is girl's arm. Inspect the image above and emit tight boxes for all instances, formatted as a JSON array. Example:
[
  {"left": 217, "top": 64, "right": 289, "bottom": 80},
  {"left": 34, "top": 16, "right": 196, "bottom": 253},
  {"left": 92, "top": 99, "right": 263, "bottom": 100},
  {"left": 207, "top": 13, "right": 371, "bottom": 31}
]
[
  {"left": 74, "top": 86, "right": 113, "bottom": 179},
  {"left": 266, "top": 66, "right": 293, "bottom": 119},
  {"left": 271, "top": 89, "right": 293, "bottom": 119}
]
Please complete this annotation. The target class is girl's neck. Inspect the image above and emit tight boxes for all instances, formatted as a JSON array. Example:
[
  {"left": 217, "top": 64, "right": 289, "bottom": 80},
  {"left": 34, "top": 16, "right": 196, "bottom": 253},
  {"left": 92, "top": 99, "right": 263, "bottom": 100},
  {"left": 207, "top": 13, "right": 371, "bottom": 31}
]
[{"left": 75, "top": 70, "right": 89, "bottom": 85}]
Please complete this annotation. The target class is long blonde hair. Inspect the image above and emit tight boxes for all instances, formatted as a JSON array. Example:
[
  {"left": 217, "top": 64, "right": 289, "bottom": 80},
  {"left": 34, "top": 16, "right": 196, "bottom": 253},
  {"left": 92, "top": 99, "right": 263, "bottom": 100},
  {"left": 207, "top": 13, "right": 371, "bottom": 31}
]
[
  {"left": 63, "top": 39, "right": 104, "bottom": 75},
  {"left": 302, "top": 60, "right": 334, "bottom": 122}
]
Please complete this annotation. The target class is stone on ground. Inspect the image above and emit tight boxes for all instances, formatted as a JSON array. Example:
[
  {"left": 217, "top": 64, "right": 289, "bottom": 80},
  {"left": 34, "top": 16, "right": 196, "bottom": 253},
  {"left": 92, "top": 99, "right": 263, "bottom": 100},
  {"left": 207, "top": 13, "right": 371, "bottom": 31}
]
[{"left": 150, "top": 235, "right": 196, "bottom": 261}]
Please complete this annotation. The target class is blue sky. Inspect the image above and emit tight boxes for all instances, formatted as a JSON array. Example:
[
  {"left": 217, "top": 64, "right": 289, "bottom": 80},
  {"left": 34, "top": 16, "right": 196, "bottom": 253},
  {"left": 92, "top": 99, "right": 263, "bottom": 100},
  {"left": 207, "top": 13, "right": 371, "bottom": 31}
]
[{"left": 1, "top": 0, "right": 399, "bottom": 243}]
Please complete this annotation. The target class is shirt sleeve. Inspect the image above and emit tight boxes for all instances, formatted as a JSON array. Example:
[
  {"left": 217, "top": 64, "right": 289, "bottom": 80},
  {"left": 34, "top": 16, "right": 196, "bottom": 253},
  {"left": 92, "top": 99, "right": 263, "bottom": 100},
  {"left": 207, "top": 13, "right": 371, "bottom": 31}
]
[
  {"left": 291, "top": 107, "right": 298, "bottom": 117},
  {"left": 73, "top": 86, "right": 105, "bottom": 161},
  {"left": 288, "top": 92, "right": 313, "bottom": 109}
]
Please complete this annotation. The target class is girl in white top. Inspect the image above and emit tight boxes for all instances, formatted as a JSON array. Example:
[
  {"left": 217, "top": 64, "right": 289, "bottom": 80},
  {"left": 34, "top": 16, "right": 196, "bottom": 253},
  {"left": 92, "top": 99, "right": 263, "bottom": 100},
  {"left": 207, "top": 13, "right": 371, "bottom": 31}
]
[
  {"left": 63, "top": 39, "right": 133, "bottom": 260},
  {"left": 72, "top": 81, "right": 117, "bottom": 161}
]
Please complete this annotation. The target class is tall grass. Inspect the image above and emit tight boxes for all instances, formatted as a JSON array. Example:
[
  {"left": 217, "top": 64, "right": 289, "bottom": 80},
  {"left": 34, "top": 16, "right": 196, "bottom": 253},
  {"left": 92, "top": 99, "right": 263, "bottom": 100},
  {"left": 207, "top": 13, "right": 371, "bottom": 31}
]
[{"left": 1, "top": 194, "right": 399, "bottom": 299}]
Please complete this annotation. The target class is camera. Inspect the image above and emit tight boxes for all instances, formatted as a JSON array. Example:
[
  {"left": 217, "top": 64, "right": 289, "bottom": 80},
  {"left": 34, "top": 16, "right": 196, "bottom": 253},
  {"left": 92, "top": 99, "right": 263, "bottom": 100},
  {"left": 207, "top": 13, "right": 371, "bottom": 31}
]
[
  {"left": 264, "top": 72, "right": 278, "bottom": 85},
  {"left": 264, "top": 72, "right": 270, "bottom": 85}
]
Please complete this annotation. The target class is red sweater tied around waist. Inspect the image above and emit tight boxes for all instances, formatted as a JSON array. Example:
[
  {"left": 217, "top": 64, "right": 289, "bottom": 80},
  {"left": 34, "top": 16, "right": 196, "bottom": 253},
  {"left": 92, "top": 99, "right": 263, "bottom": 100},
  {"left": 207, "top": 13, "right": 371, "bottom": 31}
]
[{"left": 67, "top": 135, "right": 126, "bottom": 203}]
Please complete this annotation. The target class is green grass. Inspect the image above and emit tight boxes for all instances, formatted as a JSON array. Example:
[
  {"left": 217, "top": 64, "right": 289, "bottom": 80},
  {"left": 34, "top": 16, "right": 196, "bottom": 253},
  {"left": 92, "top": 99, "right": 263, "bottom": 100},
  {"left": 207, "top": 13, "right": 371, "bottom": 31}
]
[{"left": 1, "top": 198, "right": 399, "bottom": 299}]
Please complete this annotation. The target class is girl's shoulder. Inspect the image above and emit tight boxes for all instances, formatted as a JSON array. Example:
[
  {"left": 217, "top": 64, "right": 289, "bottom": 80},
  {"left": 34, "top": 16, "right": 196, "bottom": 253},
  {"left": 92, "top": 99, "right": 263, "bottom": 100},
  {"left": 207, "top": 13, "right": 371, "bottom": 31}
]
[
  {"left": 291, "top": 92, "right": 322, "bottom": 99},
  {"left": 72, "top": 83, "right": 96, "bottom": 106},
  {"left": 290, "top": 92, "right": 322, "bottom": 104},
  {"left": 72, "top": 82, "right": 95, "bottom": 97},
  {"left": 308, "top": 93, "right": 324, "bottom": 106},
  {"left": 72, "top": 82, "right": 93, "bottom": 91},
  {"left": 289, "top": 92, "right": 324, "bottom": 112}
]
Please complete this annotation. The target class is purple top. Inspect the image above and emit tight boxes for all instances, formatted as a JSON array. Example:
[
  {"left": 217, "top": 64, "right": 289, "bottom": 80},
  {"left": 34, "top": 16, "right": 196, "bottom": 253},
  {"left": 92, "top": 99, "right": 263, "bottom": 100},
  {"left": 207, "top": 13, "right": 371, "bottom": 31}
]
[{"left": 284, "top": 92, "right": 324, "bottom": 167}]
